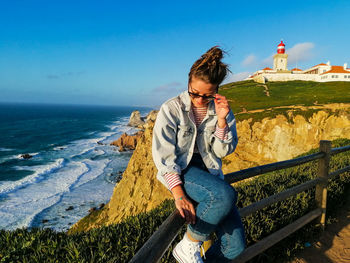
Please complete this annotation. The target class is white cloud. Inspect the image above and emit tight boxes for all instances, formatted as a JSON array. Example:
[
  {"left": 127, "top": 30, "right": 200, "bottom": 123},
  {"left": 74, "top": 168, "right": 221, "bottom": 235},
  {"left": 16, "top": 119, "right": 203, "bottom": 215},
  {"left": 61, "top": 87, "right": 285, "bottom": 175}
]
[
  {"left": 242, "top": 54, "right": 257, "bottom": 67},
  {"left": 262, "top": 53, "right": 274, "bottom": 66},
  {"left": 152, "top": 82, "right": 183, "bottom": 93},
  {"left": 287, "top": 42, "right": 315, "bottom": 64},
  {"left": 244, "top": 42, "right": 315, "bottom": 71},
  {"left": 223, "top": 72, "right": 251, "bottom": 83}
]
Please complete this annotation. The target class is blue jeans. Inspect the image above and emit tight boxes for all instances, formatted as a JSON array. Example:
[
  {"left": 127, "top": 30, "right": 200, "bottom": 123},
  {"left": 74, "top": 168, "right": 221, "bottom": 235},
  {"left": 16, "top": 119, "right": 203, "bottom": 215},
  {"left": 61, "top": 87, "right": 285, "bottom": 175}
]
[{"left": 181, "top": 154, "right": 246, "bottom": 262}]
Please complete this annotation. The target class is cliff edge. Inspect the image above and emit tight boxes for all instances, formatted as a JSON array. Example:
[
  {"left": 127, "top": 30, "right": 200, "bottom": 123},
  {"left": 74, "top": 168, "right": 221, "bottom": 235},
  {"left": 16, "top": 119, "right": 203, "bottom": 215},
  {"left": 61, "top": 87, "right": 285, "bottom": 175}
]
[{"left": 70, "top": 107, "right": 350, "bottom": 233}]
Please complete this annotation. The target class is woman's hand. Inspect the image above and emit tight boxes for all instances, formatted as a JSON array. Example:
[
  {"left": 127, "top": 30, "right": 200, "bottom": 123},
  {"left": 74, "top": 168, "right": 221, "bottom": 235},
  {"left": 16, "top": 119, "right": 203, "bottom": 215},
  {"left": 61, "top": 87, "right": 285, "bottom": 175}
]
[
  {"left": 214, "top": 94, "right": 230, "bottom": 128},
  {"left": 172, "top": 185, "right": 196, "bottom": 224},
  {"left": 175, "top": 196, "right": 196, "bottom": 225}
]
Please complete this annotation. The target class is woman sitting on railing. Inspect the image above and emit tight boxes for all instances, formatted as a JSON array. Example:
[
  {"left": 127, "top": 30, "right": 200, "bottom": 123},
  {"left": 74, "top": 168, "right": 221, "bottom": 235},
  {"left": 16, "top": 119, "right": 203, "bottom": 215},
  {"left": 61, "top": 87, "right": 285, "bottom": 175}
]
[{"left": 152, "top": 46, "right": 246, "bottom": 263}]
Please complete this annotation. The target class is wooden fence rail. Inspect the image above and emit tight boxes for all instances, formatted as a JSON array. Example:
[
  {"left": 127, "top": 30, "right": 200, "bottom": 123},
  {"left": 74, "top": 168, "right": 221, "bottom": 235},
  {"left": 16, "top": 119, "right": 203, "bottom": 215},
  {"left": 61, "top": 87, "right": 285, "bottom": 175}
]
[
  {"left": 225, "top": 152, "right": 325, "bottom": 184},
  {"left": 130, "top": 141, "right": 350, "bottom": 263}
]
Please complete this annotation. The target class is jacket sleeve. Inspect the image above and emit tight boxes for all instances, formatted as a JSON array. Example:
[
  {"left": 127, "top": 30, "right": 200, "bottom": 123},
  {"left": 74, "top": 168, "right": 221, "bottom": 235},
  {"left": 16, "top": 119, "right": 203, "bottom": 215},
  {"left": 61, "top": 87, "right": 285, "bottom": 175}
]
[
  {"left": 152, "top": 103, "right": 182, "bottom": 178},
  {"left": 210, "top": 110, "right": 238, "bottom": 158}
]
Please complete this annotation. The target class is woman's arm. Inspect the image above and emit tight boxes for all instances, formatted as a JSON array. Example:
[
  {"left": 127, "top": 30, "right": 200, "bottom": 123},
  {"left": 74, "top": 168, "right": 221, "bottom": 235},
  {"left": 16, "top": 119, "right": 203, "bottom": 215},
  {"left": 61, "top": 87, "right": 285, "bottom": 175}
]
[
  {"left": 152, "top": 103, "right": 196, "bottom": 224},
  {"left": 152, "top": 103, "right": 181, "bottom": 177},
  {"left": 210, "top": 94, "right": 239, "bottom": 158}
]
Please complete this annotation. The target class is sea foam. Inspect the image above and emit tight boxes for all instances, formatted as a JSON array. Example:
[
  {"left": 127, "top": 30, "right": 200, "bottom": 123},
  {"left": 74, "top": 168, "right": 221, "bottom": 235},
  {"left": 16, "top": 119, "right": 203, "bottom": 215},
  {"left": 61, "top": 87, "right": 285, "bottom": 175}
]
[
  {"left": 0, "top": 147, "right": 14, "bottom": 152},
  {"left": 0, "top": 158, "right": 65, "bottom": 195},
  {"left": 0, "top": 161, "right": 89, "bottom": 230}
]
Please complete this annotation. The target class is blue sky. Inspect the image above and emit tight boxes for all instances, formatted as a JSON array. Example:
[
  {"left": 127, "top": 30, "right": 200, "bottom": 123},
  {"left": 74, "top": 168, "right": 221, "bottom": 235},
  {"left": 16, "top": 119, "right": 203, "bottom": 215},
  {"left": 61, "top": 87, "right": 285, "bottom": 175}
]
[{"left": 0, "top": 0, "right": 349, "bottom": 107}]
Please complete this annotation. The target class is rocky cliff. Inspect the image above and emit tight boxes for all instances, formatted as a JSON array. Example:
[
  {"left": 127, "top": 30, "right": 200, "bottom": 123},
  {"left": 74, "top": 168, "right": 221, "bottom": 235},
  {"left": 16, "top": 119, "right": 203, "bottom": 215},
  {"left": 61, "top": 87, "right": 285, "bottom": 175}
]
[
  {"left": 128, "top": 110, "right": 145, "bottom": 127},
  {"left": 222, "top": 109, "right": 350, "bottom": 174},
  {"left": 70, "top": 107, "right": 350, "bottom": 232},
  {"left": 110, "top": 131, "right": 143, "bottom": 151}
]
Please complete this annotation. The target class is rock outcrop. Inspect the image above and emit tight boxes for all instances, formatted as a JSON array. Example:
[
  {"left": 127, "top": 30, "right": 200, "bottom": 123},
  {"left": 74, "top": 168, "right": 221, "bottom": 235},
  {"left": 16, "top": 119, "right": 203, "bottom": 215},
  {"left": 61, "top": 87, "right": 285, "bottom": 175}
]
[
  {"left": 221, "top": 110, "right": 350, "bottom": 174},
  {"left": 128, "top": 110, "right": 145, "bottom": 127},
  {"left": 110, "top": 131, "right": 143, "bottom": 152},
  {"left": 111, "top": 110, "right": 159, "bottom": 151},
  {"left": 21, "top": 154, "right": 33, "bottom": 159},
  {"left": 71, "top": 108, "right": 350, "bottom": 232},
  {"left": 145, "top": 110, "right": 158, "bottom": 123}
]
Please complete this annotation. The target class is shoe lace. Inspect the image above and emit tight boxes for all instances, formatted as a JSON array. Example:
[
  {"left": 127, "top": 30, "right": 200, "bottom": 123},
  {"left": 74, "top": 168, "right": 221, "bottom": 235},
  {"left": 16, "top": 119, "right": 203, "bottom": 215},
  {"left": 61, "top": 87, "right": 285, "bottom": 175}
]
[
  {"left": 201, "top": 244, "right": 206, "bottom": 260},
  {"left": 190, "top": 241, "right": 205, "bottom": 263}
]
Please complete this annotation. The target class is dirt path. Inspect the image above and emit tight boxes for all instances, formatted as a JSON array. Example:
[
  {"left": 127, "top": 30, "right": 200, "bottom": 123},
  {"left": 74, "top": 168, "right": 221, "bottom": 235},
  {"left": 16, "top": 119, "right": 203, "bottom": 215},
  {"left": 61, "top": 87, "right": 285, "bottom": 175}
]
[{"left": 289, "top": 194, "right": 350, "bottom": 263}]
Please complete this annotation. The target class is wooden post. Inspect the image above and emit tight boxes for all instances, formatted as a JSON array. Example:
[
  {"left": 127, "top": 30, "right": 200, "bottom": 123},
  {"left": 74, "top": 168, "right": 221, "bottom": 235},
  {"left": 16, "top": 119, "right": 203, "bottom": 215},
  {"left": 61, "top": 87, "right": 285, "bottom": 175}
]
[{"left": 315, "top": 140, "right": 331, "bottom": 230}]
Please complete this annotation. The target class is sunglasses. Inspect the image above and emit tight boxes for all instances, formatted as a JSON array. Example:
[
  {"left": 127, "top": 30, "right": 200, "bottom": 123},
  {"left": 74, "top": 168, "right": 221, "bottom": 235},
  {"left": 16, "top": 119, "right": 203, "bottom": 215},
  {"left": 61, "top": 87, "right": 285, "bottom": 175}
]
[{"left": 188, "top": 84, "right": 217, "bottom": 101}]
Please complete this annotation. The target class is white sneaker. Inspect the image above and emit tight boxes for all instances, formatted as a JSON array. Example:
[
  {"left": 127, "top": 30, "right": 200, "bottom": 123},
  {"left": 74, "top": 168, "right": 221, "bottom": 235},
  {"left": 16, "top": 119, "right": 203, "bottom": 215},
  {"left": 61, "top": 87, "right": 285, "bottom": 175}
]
[{"left": 173, "top": 234, "right": 205, "bottom": 263}]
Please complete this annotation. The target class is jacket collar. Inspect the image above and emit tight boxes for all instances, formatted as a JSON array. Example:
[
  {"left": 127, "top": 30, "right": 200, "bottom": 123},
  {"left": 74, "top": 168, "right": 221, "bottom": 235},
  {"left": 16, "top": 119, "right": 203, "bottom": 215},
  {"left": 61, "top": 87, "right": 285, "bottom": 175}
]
[{"left": 178, "top": 90, "right": 216, "bottom": 116}]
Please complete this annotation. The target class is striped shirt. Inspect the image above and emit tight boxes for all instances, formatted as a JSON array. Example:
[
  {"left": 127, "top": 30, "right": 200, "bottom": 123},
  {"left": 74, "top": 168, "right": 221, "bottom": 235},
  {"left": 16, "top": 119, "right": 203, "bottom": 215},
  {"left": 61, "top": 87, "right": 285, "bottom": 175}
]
[{"left": 164, "top": 105, "right": 229, "bottom": 191}]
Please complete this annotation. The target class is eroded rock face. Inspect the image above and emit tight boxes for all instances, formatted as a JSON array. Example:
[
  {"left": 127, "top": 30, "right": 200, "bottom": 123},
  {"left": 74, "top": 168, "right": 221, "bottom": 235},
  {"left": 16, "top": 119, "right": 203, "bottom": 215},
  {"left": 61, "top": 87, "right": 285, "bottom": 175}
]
[
  {"left": 138, "top": 110, "right": 159, "bottom": 129},
  {"left": 71, "top": 110, "right": 350, "bottom": 232},
  {"left": 110, "top": 131, "right": 143, "bottom": 151},
  {"left": 145, "top": 110, "right": 158, "bottom": 122},
  {"left": 221, "top": 111, "right": 350, "bottom": 174},
  {"left": 128, "top": 111, "right": 145, "bottom": 127}
]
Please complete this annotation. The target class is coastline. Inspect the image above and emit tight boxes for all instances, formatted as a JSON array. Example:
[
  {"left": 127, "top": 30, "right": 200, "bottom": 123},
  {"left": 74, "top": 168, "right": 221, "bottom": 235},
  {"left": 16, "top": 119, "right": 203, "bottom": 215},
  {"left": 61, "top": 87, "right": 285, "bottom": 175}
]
[{"left": 0, "top": 104, "right": 153, "bottom": 232}]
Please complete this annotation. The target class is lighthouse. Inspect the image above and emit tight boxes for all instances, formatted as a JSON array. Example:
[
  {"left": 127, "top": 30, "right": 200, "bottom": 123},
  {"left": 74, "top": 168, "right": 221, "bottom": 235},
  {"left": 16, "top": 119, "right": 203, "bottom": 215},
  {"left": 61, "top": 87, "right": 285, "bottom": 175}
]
[
  {"left": 277, "top": 41, "right": 285, "bottom": 54},
  {"left": 246, "top": 40, "right": 350, "bottom": 83},
  {"left": 273, "top": 41, "right": 288, "bottom": 71}
]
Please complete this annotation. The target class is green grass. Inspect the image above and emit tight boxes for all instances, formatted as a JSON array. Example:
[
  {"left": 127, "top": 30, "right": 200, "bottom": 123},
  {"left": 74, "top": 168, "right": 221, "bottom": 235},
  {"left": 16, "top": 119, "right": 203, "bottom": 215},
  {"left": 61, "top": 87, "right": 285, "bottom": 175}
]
[
  {"left": 1, "top": 139, "right": 349, "bottom": 263},
  {"left": 220, "top": 80, "right": 350, "bottom": 111},
  {"left": 220, "top": 80, "right": 350, "bottom": 122}
]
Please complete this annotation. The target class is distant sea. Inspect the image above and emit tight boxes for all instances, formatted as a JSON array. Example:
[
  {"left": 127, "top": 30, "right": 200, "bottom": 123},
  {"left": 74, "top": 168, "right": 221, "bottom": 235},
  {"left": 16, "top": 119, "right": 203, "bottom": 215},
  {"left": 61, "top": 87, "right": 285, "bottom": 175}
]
[{"left": 0, "top": 102, "right": 151, "bottom": 231}]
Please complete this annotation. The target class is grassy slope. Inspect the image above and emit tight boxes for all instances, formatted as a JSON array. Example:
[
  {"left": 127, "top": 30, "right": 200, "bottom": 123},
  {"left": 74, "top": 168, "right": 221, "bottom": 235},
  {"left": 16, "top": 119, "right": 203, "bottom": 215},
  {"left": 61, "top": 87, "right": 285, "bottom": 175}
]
[{"left": 220, "top": 80, "right": 350, "bottom": 122}]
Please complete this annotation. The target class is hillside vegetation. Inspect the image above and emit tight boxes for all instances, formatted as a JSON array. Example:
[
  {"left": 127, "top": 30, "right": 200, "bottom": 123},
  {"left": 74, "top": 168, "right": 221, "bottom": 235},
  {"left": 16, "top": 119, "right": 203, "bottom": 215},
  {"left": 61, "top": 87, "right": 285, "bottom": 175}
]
[{"left": 220, "top": 80, "right": 350, "bottom": 122}]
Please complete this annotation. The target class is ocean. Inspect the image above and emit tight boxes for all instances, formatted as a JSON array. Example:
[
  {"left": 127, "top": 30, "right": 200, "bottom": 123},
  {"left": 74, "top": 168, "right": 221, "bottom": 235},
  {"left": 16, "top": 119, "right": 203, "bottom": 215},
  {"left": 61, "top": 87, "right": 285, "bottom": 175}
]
[{"left": 0, "top": 102, "right": 151, "bottom": 232}]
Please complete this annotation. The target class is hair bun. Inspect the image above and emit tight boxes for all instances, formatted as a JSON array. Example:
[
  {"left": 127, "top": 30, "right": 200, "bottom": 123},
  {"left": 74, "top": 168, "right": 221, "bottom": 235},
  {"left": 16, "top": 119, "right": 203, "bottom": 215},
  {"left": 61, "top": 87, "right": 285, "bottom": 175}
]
[
  {"left": 204, "top": 46, "right": 223, "bottom": 62},
  {"left": 189, "top": 46, "right": 230, "bottom": 85}
]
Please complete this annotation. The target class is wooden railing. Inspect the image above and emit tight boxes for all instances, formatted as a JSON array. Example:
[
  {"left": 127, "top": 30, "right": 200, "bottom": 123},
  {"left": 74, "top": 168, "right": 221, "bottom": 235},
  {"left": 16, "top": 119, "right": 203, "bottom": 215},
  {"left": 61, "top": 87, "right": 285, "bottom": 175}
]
[{"left": 130, "top": 141, "right": 350, "bottom": 263}]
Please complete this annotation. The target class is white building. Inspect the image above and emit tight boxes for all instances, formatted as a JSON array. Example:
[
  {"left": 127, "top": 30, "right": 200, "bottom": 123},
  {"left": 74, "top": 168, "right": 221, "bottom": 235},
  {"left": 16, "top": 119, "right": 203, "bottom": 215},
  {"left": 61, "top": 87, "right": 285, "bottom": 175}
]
[{"left": 247, "top": 41, "right": 350, "bottom": 83}]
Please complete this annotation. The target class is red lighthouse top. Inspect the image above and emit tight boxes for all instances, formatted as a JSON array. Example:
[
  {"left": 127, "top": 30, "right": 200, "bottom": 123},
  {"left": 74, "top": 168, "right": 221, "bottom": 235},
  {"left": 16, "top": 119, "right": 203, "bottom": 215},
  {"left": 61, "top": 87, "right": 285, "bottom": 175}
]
[{"left": 277, "top": 41, "right": 285, "bottom": 54}]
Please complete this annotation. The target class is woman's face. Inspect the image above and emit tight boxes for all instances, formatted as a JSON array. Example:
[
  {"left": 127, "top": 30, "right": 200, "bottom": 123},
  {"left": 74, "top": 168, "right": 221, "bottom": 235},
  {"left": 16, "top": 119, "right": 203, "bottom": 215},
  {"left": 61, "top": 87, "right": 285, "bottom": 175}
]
[{"left": 188, "top": 77, "right": 217, "bottom": 108}]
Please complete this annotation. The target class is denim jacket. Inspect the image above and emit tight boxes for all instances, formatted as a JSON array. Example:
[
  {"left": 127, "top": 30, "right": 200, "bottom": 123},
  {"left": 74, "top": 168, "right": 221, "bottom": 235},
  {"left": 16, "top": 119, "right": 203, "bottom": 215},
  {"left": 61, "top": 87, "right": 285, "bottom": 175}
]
[{"left": 152, "top": 91, "right": 238, "bottom": 189}]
